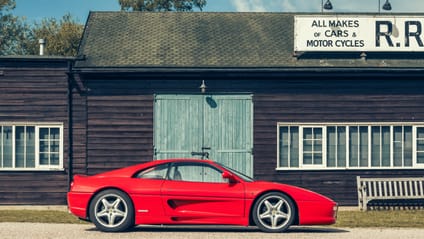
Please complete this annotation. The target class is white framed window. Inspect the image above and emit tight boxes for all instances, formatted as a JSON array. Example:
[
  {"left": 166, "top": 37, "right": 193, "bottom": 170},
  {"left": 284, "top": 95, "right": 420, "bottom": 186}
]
[
  {"left": 277, "top": 123, "right": 424, "bottom": 170},
  {"left": 0, "top": 123, "right": 63, "bottom": 171}
]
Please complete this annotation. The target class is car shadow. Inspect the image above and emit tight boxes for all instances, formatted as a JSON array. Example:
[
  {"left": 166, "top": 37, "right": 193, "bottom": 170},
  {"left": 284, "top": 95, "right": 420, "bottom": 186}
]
[{"left": 86, "top": 225, "right": 348, "bottom": 234}]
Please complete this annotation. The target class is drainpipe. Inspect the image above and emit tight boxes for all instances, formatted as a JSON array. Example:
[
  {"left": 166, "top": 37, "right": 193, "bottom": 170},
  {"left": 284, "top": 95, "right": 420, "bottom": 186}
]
[{"left": 67, "top": 60, "right": 74, "bottom": 191}]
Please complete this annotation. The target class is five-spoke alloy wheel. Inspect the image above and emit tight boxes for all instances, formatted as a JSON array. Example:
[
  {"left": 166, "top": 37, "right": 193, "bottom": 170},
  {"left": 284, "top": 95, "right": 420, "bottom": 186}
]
[
  {"left": 89, "top": 189, "right": 134, "bottom": 232},
  {"left": 252, "top": 192, "right": 295, "bottom": 233}
]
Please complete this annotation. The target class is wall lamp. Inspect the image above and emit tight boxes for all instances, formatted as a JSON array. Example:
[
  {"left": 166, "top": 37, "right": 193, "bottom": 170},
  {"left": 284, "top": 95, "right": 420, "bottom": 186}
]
[
  {"left": 379, "top": 0, "right": 392, "bottom": 12},
  {"left": 199, "top": 80, "right": 207, "bottom": 93},
  {"left": 321, "top": 0, "right": 333, "bottom": 12}
]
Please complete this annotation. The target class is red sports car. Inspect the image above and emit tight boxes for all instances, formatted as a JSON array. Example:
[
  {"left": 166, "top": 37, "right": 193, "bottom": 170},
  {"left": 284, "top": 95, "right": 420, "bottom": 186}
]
[{"left": 67, "top": 159, "right": 337, "bottom": 233}]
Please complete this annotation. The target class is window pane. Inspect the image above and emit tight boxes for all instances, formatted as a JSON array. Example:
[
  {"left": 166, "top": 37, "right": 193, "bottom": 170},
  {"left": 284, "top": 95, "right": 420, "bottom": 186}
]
[
  {"left": 2, "top": 127, "right": 12, "bottom": 168},
  {"left": 349, "top": 126, "right": 359, "bottom": 167},
  {"left": 315, "top": 153, "right": 322, "bottom": 164},
  {"left": 303, "top": 140, "right": 312, "bottom": 152},
  {"left": 279, "top": 127, "right": 289, "bottom": 167},
  {"left": 359, "top": 126, "right": 369, "bottom": 167},
  {"left": 15, "top": 127, "right": 25, "bottom": 168},
  {"left": 290, "top": 127, "right": 299, "bottom": 167},
  {"left": 26, "top": 127, "right": 35, "bottom": 168},
  {"left": 315, "top": 128, "right": 322, "bottom": 139},
  {"left": 417, "top": 152, "right": 424, "bottom": 164},
  {"left": 404, "top": 127, "right": 413, "bottom": 167},
  {"left": 39, "top": 141, "right": 49, "bottom": 153},
  {"left": 304, "top": 128, "right": 313, "bottom": 140},
  {"left": 327, "top": 127, "right": 336, "bottom": 167},
  {"left": 51, "top": 128, "right": 60, "bottom": 140},
  {"left": 337, "top": 127, "right": 346, "bottom": 167},
  {"left": 381, "top": 126, "right": 390, "bottom": 167},
  {"left": 203, "top": 165, "right": 225, "bottom": 183},
  {"left": 40, "top": 153, "right": 49, "bottom": 165},
  {"left": 303, "top": 153, "right": 313, "bottom": 165},
  {"left": 50, "top": 153, "right": 59, "bottom": 165},
  {"left": 39, "top": 128, "right": 49, "bottom": 140},
  {"left": 393, "top": 126, "right": 403, "bottom": 167},
  {"left": 371, "top": 126, "right": 381, "bottom": 167},
  {"left": 417, "top": 128, "right": 424, "bottom": 139},
  {"left": 138, "top": 164, "right": 169, "bottom": 179},
  {"left": 314, "top": 142, "right": 322, "bottom": 152},
  {"left": 51, "top": 141, "right": 60, "bottom": 153}
]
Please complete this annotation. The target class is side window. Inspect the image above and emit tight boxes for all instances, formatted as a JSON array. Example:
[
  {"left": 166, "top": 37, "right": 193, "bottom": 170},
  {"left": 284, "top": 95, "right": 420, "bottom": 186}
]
[
  {"left": 169, "top": 163, "right": 225, "bottom": 183},
  {"left": 136, "top": 163, "right": 169, "bottom": 179}
]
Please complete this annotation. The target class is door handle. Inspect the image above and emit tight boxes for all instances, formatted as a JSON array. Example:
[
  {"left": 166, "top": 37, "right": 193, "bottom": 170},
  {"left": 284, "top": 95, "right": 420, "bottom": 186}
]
[
  {"left": 202, "top": 147, "right": 211, "bottom": 150},
  {"left": 191, "top": 152, "right": 210, "bottom": 159}
]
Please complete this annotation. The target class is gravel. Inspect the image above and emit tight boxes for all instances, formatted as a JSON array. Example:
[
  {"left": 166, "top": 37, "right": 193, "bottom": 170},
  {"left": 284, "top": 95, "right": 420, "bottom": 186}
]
[{"left": 1, "top": 223, "right": 424, "bottom": 239}]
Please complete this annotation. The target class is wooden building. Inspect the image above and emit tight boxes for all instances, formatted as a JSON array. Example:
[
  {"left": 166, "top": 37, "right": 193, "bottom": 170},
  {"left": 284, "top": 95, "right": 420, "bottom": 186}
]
[
  {"left": 0, "top": 56, "right": 73, "bottom": 204},
  {"left": 2, "top": 12, "right": 424, "bottom": 205}
]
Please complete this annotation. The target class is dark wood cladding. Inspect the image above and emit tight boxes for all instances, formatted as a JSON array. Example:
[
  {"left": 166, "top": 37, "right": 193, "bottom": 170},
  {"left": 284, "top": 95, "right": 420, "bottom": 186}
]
[
  {"left": 82, "top": 76, "right": 424, "bottom": 205},
  {"left": 0, "top": 59, "right": 71, "bottom": 205},
  {"left": 251, "top": 78, "right": 424, "bottom": 205},
  {"left": 85, "top": 80, "right": 154, "bottom": 174}
]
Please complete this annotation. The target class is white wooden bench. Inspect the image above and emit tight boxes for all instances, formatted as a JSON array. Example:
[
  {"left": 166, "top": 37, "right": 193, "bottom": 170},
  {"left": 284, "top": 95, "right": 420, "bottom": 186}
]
[{"left": 357, "top": 176, "right": 424, "bottom": 211}]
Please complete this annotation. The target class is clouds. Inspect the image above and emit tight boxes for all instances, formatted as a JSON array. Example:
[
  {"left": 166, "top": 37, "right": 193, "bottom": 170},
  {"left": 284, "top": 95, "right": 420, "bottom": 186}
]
[
  {"left": 229, "top": 0, "right": 424, "bottom": 13},
  {"left": 230, "top": 0, "right": 267, "bottom": 12}
]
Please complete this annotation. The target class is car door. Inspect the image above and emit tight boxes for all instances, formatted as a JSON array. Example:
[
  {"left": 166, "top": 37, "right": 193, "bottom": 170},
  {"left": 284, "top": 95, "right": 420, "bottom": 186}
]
[{"left": 161, "top": 162, "right": 245, "bottom": 224}]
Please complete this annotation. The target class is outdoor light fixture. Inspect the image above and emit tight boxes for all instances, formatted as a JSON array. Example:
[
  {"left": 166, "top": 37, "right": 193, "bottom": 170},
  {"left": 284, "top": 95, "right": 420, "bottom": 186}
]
[
  {"left": 322, "top": 0, "right": 333, "bottom": 12},
  {"left": 382, "top": 0, "right": 392, "bottom": 11},
  {"left": 199, "top": 80, "right": 207, "bottom": 93},
  {"left": 379, "top": 0, "right": 392, "bottom": 12}
]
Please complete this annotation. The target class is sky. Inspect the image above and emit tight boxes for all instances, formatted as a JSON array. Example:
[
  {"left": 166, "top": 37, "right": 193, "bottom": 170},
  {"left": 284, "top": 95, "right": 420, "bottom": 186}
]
[{"left": 12, "top": 0, "right": 424, "bottom": 24}]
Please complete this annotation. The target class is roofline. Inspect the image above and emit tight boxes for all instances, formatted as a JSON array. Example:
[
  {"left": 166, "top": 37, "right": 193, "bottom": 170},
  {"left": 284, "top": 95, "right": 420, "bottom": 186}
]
[
  {"left": 72, "top": 66, "right": 424, "bottom": 73},
  {"left": 0, "top": 56, "right": 75, "bottom": 62},
  {"left": 72, "top": 67, "right": 424, "bottom": 78}
]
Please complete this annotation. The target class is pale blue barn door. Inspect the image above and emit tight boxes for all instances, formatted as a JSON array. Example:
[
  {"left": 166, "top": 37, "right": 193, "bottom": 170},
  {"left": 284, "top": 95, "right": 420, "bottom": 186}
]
[{"left": 154, "top": 94, "right": 253, "bottom": 176}]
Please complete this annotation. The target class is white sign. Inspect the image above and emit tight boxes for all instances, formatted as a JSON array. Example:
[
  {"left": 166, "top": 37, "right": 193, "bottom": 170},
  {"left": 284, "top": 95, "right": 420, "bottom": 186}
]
[{"left": 294, "top": 15, "right": 424, "bottom": 52}]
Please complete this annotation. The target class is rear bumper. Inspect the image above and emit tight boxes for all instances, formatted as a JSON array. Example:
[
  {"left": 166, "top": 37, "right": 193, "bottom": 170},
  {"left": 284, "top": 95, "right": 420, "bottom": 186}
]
[{"left": 67, "top": 192, "right": 93, "bottom": 219}]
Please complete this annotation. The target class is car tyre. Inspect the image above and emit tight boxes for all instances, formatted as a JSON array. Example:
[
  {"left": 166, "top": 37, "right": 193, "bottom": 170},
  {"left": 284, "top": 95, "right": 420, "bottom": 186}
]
[
  {"left": 252, "top": 192, "right": 295, "bottom": 233},
  {"left": 89, "top": 189, "right": 134, "bottom": 232}
]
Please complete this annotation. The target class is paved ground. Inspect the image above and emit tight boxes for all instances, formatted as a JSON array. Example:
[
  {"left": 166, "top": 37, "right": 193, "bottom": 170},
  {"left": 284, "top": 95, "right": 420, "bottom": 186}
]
[{"left": 0, "top": 223, "right": 423, "bottom": 239}]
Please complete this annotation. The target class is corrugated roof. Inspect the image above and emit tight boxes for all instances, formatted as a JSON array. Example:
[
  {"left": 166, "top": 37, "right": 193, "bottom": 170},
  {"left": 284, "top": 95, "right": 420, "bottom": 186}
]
[{"left": 75, "top": 12, "right": 424, "bottom": 70}]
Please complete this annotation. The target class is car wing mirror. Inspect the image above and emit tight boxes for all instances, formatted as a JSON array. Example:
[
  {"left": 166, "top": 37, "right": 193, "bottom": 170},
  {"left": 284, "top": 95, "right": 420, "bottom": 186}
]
[{"left": 222, "top": 171, "right": 237, "bottom": 183}]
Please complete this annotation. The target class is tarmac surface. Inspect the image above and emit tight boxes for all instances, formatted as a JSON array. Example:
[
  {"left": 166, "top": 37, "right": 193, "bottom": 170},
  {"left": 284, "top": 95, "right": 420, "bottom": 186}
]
[{"left": 1, "top": 223, "right": 424, "bottom": 239}]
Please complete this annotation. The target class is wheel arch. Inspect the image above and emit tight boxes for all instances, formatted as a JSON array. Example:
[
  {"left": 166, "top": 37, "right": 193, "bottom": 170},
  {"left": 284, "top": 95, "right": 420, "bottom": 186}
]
[
  {"left": 248, "top": 190, "right": 299, "bottom": 226},
  {"left": 86, "top": 187, "right": 135, "bottom": 222}
]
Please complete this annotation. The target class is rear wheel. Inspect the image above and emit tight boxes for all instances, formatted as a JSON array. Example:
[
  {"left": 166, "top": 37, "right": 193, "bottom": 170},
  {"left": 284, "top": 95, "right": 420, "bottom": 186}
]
[
  {"left": 252, "top": 192, "right": 295, "bottom": 233},
  {"left": 89, "top": 189, "right": 134, "bottom": 232}
]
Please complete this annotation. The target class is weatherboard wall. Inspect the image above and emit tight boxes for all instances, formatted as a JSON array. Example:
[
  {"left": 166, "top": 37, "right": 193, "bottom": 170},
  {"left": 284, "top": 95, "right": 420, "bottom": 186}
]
[
  {"left": 0, "top": 58, "right": 71, "bottom": 205},
  {"left": 79, "top": 73, "right": 424, "bottom": 206}
]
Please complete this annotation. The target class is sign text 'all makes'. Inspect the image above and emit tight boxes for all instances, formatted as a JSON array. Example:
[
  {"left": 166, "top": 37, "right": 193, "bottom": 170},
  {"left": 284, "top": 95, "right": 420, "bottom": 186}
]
[{"left": 294, "top": 15, "right": 424, "bottom": 52}]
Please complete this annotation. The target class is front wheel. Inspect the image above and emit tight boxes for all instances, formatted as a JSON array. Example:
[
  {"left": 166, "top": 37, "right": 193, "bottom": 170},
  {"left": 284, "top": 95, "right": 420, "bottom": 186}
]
[
  {"left": 89, "top": 189, "right": 134, "bottom": 232},
  {"left": 252, "top": 192, "right": 295, "bottom": 233}
]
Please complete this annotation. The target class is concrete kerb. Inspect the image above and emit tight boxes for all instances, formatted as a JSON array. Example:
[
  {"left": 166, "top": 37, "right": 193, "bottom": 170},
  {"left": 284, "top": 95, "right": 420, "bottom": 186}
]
[{"left": 0, "top": 205, "right": 68, "bottom": 212}]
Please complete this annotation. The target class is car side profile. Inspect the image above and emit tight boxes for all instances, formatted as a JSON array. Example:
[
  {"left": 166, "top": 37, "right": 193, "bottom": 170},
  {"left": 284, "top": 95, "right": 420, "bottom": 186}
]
[{"left": 67, "top": 159, "right": 337, "bottom": 233}]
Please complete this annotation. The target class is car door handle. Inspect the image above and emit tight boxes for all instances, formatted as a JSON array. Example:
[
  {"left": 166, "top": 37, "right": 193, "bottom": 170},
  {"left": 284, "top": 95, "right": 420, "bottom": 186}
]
[{"left": 202, "top": 147, "right": 211, "bottom": 150}]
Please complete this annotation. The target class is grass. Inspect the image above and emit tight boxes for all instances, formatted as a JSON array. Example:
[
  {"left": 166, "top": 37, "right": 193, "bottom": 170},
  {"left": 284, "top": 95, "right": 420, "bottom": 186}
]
[
  {"left": 0, "top": 210, "right": 87, "bottom": 224},
  {"left": 334, "top": 210, "right": 424, "bottom": 228},
  {"left": 1, "top": 209, "right": 424, "bottom": 228}
]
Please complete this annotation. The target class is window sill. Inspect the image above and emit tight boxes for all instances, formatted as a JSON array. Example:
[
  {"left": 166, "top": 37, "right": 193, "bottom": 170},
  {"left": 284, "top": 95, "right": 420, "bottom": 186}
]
[
  {"left": 0, "top": 168, "right": 65, "bottom": 172},
  {"left": 276, "top": 167, "right": 424, "bottom": 171}
]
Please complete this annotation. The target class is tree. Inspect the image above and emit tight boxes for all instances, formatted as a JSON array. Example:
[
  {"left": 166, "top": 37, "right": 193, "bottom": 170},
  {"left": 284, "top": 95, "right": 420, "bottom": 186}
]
[
  {"left": 118, "top": 0, "right": 206, "bottom": 11},
  {"left": 0, "top": 0, "right": 83, "bottom": 56},
  {"left": 24, "top": 14, "right": 84, "bottom": 56},
  {"left": 0, "top": 0, "right": 30, "bottom": 55}
]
